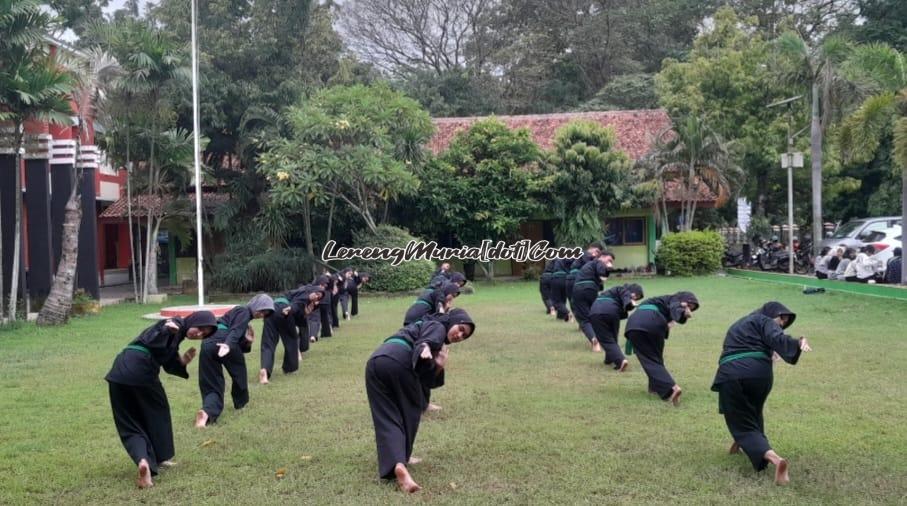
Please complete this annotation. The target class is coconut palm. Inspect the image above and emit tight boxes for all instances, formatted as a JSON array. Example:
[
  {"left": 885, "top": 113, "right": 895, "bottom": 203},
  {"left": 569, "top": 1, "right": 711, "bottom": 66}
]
[
  {"left": 836, "top": 43, "right": 907, "bottom": 284},
  {"left": 775, "top": 32, "right": 857, "bottom": 254},
  {"left": 0, "top": 0, "right": 74, "bottom": 320},
  {"left": 37, "top": 48, "right": 120, "bottom": 325},
  {"left": 645, "top": 115, "right": 743, "bottom": 232}
]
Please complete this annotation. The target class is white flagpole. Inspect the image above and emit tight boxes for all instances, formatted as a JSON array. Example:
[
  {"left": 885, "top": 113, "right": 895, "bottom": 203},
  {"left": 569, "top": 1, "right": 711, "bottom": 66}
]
[{"left": 191, "top": 0, "right": 205, "bottom": 306}]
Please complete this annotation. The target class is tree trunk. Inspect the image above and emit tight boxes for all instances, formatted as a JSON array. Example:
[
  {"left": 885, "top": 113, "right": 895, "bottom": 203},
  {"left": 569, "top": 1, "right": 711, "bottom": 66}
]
[
  {"left": 901, "top": 164, "right": 906, "bottom": 285},
  {"left": 8, "top": 125, "right": 25, "bottom": 319},
  {"left": 126, "top": 133, "right": 138, "bottom": 301},
  {"left": 143, "top": 123, "right": 157, "bottom": 303},
  {"left": 302, "top": 199, "right": 315, "bottom": 279},
  {"left": 0, "top": 164, "right": 4, "bottom": 321},
  {"left": 810, "top": 81, "right": 823, "bottom": 255},
  {"left": 326, "top": 196, "right": 335, "bottom": 243},
  {"left": 145, "top": 217, "right": 161, "bottom": 296},
  {"left": 36, "top": 186, "right": 82, "bottom": 325}
]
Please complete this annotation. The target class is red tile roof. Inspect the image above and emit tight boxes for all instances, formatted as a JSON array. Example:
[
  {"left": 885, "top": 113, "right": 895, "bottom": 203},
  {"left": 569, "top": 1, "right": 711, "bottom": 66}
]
[
  {"left": 99, "top": 192, "right": 230, "bottom": 220},
  {"left": 429, "top": 109, "right": 671, "bottom": 160}
]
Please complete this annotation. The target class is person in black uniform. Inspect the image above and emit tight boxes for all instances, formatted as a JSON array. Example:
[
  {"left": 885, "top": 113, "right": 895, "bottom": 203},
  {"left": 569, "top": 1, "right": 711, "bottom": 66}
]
[
  {"left": 403, "top": 283, "right": 460, "bottom": 326},
  {"left": 195, "top": 294, "right": 274, "bottom": 427},
  {"left": 623, "top": 291, "right": 699, "bottom": 406},
  {"left": 565, "top": 244, "right": 602, "bottom": 316},
  {"left": 349, "top": 271, "right": 370, "bottom": 317},
  {"left": 711, "top": 302, "right": 811, "bottom": 485},
  {"left": 589, "top": 283, "right": 643, "bottom": 371},
  {"left": 549, "top": 258, "right": 572, "bottom": 321},
  {"left": 571, "top": 251, "right": 615, "bottom": 350},
  {"left": 365, "top": 309, "right": 476, "bottom": 493},
  {"left": 317, "top": 274, "right": 335, "bottom": 339},
  {"left": 540, "top": 260, "right": 557, "bottom": 316},
  {"left": 259, "top": 286, "right": 323, "bottom": 384},
  {"left": 106, "top": 311, "right": 217, "bottom": 488}
]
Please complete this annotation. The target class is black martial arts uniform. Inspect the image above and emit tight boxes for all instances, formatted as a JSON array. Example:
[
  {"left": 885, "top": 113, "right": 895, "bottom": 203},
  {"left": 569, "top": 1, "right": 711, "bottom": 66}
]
[
  {"left": 260, "top": 292, "right": 315, "bottom": 379},
  {"left": 590, "top": 284, "right": 643, "bottom": 369},
  {"left": 106, "top": 312, "right": 216, "bottom": 475},
  {"left": 198, "top": 294, "right": 274, "bottom": 424},
  {"left": 549, "top": 258, "right": 571, "bottom": 321},
  {"left": 350, "top": 273, "right": 369, "bottom": 317},
  {"left": 539, "top": 261, "right": 556, "bottom": 313},
  {"left": 624, "top": 292, "right": 699, "bottom": 399},
  {"left": 711, "top": 302, "right": 802, "bottom": 471},
  {"left": 566, "top": 251, "right": 596, "bottom": 313},
  {"left": 317, "top": 275, "right": 334, "bottom": 338},
  {"left": 330, "top": 272, "right": 342, "bottom": 328},
  {"left": 365, "top": 310, "right": 476, "bottom": 480},
  {"left": 571, "top": 259, "right": 611, "bottom": 342},
  {"left": 403, "top": 283, "right": 460, "bottom": 326}
]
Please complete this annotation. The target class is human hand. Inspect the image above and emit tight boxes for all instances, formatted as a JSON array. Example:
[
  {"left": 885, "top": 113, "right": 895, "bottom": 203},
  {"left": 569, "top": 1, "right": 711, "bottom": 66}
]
[
  {"left": 799, "top": 337, "right": 812, "bottom": 352},
  {"left": 216, "top": 343, "right": 230, "bottom": 358},
  {"left": 165, "top": 320, "right": 180, "bottom": 333},
  {"left": 420, "top": 345, "right": 433, "bottom": 360},
  {"left": 282, "top": 307, "right": 291, "bottom": 316},
  {"left": 181, "top": 347, "right": 197, "bottom": 365}
]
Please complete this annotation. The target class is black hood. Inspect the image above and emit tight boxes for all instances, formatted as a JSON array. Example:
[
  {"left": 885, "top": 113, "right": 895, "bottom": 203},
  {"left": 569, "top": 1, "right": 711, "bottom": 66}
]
[
  {"left": 184, "top": 310, "right": 217, "bottom": 334},
  {"left": 673, "top": 291, "right": 699, "bottom": 309},
  {"left": 441, "top": 282, "right": 461, "bottom": 298},
  {"left": 449, "top": 272, "right": 467, "bottom": 286},
  {"left": 621, "top": 283, "right": 644, "bottom": 312},
  {"left": 754, "top": 301, "right": 797, "bottom": 329},
  {"left": 428, "top": 308, "right": 476, "bottom": 342},
  {"left": 315, "top": 275, "right": 332, "bottom": 287}
]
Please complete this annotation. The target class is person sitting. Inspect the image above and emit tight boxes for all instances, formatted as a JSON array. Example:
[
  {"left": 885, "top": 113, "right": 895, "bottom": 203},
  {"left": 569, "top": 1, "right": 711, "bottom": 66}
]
[
  {"left": 814, "top": 246, "right": 832, "bottom": 279},
  {"left": 830, "top": 248, "right": 853, "bottom": 281},
  {"left": 844, "top": 245, "right": 883, "bottom": 283},
  {"left": 884, "top": 248, "right": 902, "bottom": 284}
]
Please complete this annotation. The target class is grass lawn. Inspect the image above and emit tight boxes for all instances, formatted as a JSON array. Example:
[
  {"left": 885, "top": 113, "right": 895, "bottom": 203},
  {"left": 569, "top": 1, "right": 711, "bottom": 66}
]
[{"left": 1, "top": 276, "right": 905, "bottom": 504}]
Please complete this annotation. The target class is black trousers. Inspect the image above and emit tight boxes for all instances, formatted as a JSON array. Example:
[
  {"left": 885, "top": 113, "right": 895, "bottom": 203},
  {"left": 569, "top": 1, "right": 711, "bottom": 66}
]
[
  {"left": 625, "top": 330, "right": 675, "bottom": 399},
  {"left": 365, "top": 356, "right": 424, "bottom": 480},
  {"left": 571, "top": 285, "right": 598, "bottom": 341},
  {"left": 319, "top": 301, "right": 332, "bottom": 337},
  {"left": 550, "top": 276, "right": 569, "bottom": 320},
  {"left": 565, "top": 276, "right": 576, "bottom": 312},
  {"left": 351, "top": 290, "right": 359, "bottom": 316},
  {"left": 339, "top": 292, "right": 351, "bottom": 317},
  {"left": 108, "top": 381, "right": 174, "bottom": 475},
  {"left": 307, "top": 309, "right": 322, "bottom": 340},
  {"left": 198, "top": 340, "right": 249, "bottom": 424},
  {"left": 539, "top": 277, "right": 553, "bottom": 312},
  {"left": 261, "top": 314, "right": 300, "bottom": 377},
  {"left": 331, "top": 293, "right": 341, "bottom": 328},
  {"left": 590, "top": 313, "right": 625, "bottom": 368},
  {"left": 717, "top": 376, "right": 774, "bottom": 471}
]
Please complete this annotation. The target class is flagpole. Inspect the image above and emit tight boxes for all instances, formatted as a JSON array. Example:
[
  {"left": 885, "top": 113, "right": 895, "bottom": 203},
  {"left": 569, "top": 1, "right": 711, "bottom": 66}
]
[{"left": 190, "top": 0, "right": 205, "bottom": 306}]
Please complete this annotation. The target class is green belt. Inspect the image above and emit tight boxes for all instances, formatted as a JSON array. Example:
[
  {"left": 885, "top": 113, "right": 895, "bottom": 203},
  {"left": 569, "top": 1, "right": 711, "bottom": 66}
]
[
  {"left": 719, "top": 351, "right": 770, "bottom": 365},
  {"left": 217, "top": 323, "right": 228, "bottom": 331},
  {"left": 596, "top": 296, "right": 616, "bottom": 302},
  {"left": 414, "top": 300, "right": 432, "bottom": 307},
  {"left": 554, "top": 272, "right": 567, "bottom": 276},
  {"left": 274, "top": 297, "right": 290, "bottom": 305},
  {"left": 384, "top": 337, "right": 413, "bottom": 351},
  {"left": 574, "top": 280, "right": 596, "bottom": 287},
  {"left": 569, "top": 269, "right": 580, "bottom": 274},
  {"left": 124, "top": 344, "right": 150, "bottom": 355},
  {"left": 637, "top": 304, "right": 660, "bottom": 312}
]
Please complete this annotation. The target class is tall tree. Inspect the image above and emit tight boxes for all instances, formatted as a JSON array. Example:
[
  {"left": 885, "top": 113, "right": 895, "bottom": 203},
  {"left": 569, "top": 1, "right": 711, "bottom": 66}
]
[
  {"left": 37, "top": 49, "right": 120, "bottom": 325},
  {"left": 0, "top": 0, "right": 74, "bottom": 320}
]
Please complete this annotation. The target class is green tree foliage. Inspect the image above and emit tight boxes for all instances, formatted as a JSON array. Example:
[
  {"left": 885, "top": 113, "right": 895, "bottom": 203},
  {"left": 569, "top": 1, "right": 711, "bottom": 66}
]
[
  {"left": 544, "top": 120, "right": 636, "bottom": 245},
  {"left": 349, "top": 225, "right": 435, "bottom": 292},
  {"left": 260, "top": 84, "right": 434, "bottom": 234},
  {"left": 575, "top": 73, "right": 659, "bottom": 112}
]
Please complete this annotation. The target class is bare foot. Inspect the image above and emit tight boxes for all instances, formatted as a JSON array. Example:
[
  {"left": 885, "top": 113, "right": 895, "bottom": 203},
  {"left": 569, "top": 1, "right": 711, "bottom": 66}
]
[
  {"left": 567, "top": 314, "right": 574, "bottom": 323},
  {"left": 548, "top": 308, "right": 556, "bottom": 317},
  {"left": 667, "top": 385, "right": 682, "bottom": 406},
  {"left": 729, "top": 441, "right": 740, "bottom": 454},
  {"left": 425, "top": 402, "right": 442, "bottom": 412},
  {"left": 394, "top": 463, "right": 421, "bottom": 493},
  {"left": 591, "top": 340, "right": 602, "bottom": 353},
  {"left": 136, "top": 459, "right": 153, "bottom": 489},
  {"left": 774, "top": 459, "right": 789, "bottom": 485},
  {"left": 259, "top": 369, "right": 269, "bottom": 385},
  {"left": 408, "top": 456, "right": 423, "bottom": 465},
  {"left": 309, "top": 336, "right": 316, "bottom": 343},
  {"left": 194, "top": 409, "right": 209, "bottom": 428},
  {"left": 618, "top": 359, "right": 629, "bottom": 372},
  {"left": 160, "top": 460, "right": 177, "bottom": 468}
]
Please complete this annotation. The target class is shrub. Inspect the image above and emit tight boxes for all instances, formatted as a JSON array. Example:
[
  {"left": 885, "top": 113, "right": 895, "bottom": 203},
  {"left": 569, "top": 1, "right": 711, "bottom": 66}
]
[
  {"left": 210, "top": 246, "right": 313, "bottom": 293},
  {"left": 352, "top": 225, "right": 435, "bottom": 292},
  {"left": 655, "top": 231, "right": 725, "bottom": 276},
  {"left": 522, "top": 265, "right": 541, "bottom": 280}
]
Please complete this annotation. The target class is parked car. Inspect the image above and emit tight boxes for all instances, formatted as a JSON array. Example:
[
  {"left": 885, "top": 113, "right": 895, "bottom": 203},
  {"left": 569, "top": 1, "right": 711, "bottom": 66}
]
[
  {"left": 820, "top": 216, "right": 902, "bottom": 251},
  {"left": 864, "top": 226, "right": 902, "bottom": 269}
]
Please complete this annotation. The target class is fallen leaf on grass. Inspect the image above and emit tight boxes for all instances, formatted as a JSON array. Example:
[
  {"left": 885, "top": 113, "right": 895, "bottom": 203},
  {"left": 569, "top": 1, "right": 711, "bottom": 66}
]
[
  {"left": 276, "top": 468, "right": 287, "bottom": 479},
  {"left": 449, "top": 482, "right": 457, "bottom": 490},
  {"left": 301, "top": 455, "right": 312, "bottom": 461},
  {"left": 199, "top": 439, "right": 216, "bottom": 448}
]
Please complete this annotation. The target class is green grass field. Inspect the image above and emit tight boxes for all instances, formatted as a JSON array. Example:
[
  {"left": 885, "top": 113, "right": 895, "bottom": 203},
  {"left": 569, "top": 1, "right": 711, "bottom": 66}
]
[{"left": 1, "top": 276, "right": 906, "bottom": 505}]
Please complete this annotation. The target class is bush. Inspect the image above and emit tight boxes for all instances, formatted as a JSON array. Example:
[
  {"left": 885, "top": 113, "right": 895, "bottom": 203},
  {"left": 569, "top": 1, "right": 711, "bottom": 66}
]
[
  {"left": 210, "top": 246, "right": 313, "bottom": 293},
  {"left": 522, "top": 265, "right": 541, "bottom": 280},
  {"left": 352, "top": 225, "right": 435, "bottom": 292},
  {"left": 655, "top": 231, "right": 725, "bottom": 276}
]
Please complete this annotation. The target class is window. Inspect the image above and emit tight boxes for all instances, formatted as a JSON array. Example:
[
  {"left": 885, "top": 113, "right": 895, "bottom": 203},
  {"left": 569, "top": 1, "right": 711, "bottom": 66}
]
[
  {"left": 604, "top": 217, "right": 646, "bottom": 246},
  {"left": 858, "top": 221, "right": 888, "bottom": 240}
]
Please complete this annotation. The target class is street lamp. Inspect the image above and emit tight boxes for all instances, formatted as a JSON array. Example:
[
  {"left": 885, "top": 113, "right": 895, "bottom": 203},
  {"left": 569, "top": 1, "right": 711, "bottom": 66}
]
[{"left": 768, "top": 96, "right": 806, "bottom": 275}]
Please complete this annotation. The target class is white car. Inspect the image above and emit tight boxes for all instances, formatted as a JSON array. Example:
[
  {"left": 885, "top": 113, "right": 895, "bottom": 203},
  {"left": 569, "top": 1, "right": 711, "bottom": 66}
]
[{"left": 864, "top": 225, "right": 902, "bottom": 271}]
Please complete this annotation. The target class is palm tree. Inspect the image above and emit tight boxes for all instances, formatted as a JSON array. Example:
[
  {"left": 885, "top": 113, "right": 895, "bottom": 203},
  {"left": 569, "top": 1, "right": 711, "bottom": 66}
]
[
  {"left": 836, "top": 43, "right": 907, "bottom": 284},
  {"left": 775, "top": 32, "right": 856, "bottom": 254},
  {"left": 646, "top": 115, "right": 742, "bottom": 232},
  {"left": 0, "top": 0, "right": 75, "bottom": 319},
  {"left": 37, "top": 48, "right": 120, "bottom": 325}
]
